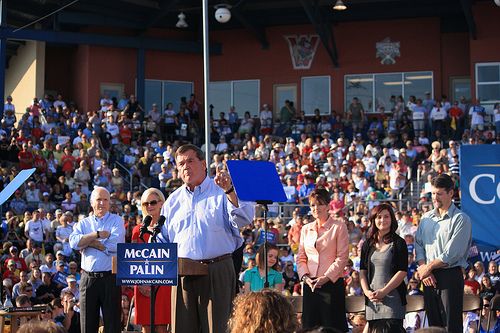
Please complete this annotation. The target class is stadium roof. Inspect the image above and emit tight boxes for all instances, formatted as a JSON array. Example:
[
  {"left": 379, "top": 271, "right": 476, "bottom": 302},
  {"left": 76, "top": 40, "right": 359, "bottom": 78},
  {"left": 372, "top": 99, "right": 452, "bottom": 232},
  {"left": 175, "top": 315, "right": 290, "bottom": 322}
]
[{"left": 3, "top": 0, "right": 478, "bottom": 67}]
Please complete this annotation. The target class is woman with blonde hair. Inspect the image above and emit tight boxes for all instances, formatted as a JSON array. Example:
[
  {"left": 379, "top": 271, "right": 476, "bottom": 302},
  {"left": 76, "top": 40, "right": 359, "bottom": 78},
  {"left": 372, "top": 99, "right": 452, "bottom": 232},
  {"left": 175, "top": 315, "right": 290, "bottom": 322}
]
[
  {"left": 131, "top": 188, "right": 171, "bottom": 333},
  {"left": 228, "top": 289, "right": 298, "bottom": 333}
]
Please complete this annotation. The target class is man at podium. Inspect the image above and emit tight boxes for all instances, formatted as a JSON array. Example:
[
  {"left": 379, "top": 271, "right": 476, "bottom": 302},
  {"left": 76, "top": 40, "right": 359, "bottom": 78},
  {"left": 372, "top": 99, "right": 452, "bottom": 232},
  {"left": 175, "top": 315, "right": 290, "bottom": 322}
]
[{"left": 159, "top": 144, "right": 253, "bottom": 333}]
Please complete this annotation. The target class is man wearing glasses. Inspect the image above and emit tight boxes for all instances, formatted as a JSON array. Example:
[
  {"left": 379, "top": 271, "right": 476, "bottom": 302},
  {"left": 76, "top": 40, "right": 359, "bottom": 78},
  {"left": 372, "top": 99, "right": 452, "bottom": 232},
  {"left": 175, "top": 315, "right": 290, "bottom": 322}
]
[
  {"left": 15, "top": 283, "right": 36, "bottom": 308},
  {"left": 68, "top": 261, "right": 81, "bottom": 282},
  {"left": 12, "top": 271, "right": 30, "bottom": 300},
  {"left": 69, "top": 186, "right": 125, "bottom": 333}
]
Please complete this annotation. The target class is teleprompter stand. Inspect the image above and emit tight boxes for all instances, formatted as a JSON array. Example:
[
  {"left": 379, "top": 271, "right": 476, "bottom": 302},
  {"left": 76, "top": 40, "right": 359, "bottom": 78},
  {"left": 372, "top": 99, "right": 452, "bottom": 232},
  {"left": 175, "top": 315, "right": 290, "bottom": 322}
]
[
  {"left": 226, "top": 160, "right": 286, "bottom": 288},
  {"left": 140, "top": 224, "right": 164, "bottom": 333}
]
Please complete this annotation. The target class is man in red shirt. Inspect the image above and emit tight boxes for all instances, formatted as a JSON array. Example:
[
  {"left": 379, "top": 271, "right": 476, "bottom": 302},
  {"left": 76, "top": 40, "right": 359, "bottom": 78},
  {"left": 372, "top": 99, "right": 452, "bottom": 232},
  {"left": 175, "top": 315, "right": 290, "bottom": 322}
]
[
  {"left": 2, "top": 246, "right": 28, "bottom": 272},
  {"left": 119, "top": 123, "right": 132, "bottom": 145},
  {"left": 33, "top": 149, "right": 48, "bottom": 173},
  {"left": 3, "top": 259, "right": 21, "bottom": 284},
  {"left": 16, "top": 129, "right": 30, "bottom": 145},
  {"left": 18, "top": 143, "right": 34, "bottom": 170},
  {"left": 448, "top": 101, "right": 464, "bottom": 139},
  {"left": 60, "top": 147, "right": 76, "bottom": 173},
  {"left": 31, "top": 121, "right": 45, "bottom": 142}
]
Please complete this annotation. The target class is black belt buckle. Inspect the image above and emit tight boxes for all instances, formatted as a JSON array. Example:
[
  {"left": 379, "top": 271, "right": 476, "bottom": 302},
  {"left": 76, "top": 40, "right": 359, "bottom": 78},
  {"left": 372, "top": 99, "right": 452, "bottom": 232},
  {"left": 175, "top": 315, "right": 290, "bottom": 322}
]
[
  {"left": 200, "top": 258, "right": 216, "bottom": 265},
  {"left": 199, "top": 253, "right": 230, "bottom": 265},
  {"left": 87, "top": 270, "right": 111, "bottom": 278}
]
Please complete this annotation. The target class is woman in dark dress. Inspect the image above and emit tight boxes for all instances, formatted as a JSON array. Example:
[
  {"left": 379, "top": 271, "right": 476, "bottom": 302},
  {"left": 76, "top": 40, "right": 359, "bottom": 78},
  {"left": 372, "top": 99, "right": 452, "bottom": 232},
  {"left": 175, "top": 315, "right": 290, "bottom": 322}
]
[{"left": 360, "top": 203, "right": 408, "bottom": 333}]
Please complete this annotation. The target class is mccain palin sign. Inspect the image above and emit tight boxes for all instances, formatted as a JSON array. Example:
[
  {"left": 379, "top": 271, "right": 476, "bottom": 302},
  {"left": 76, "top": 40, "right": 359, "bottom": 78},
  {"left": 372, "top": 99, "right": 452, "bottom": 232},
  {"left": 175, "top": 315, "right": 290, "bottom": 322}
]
[
  {"left": 117, "top": 243, "right": 178, "bottom": 286},
  {"left": 460, "top": 145, "right": 500, "bottom": 262}
]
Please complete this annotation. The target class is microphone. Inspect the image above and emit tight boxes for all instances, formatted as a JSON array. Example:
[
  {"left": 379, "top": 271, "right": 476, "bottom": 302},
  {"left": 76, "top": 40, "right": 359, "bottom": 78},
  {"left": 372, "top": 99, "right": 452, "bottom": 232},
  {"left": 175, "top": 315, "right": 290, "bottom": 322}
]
[
  {"left": 151, "top": 216, "right": 166, "bottom": 243},
  {"left": 139, "top": 215, "right": 153, "bottom": 243}
]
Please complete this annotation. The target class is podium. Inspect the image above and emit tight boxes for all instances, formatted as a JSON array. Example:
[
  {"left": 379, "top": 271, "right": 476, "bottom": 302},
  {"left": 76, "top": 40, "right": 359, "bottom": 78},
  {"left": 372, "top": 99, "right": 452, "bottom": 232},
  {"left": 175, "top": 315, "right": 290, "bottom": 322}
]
[{"left": 116, "top": 243, "right": 177, "bottom": 333}]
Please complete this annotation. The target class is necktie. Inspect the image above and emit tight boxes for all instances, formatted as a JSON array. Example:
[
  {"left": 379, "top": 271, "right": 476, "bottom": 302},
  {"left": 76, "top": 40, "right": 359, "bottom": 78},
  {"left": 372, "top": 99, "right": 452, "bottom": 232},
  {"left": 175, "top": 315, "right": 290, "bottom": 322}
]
[{"left": 415, "top": 313, "right": 421, "bottom": 329}]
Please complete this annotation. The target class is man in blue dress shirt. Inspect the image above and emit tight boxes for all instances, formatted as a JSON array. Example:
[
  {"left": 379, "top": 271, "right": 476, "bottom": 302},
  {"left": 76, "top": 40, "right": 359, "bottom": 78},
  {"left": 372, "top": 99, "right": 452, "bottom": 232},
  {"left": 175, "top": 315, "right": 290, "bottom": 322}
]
[
  {"left": 159, "top": 144, "right": 254, "bottom": 333},
  {"left": 69, "top": 186, "right": 125, "bottom": 333},
  {"left": 415, "top": 174, "right": 472, "bottom": 333}
]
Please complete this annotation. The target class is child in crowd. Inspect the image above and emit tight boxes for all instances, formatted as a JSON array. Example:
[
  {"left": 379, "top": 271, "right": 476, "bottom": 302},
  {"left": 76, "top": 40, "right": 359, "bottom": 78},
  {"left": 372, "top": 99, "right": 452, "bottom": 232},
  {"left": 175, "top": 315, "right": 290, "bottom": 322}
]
[{"left": 244, "top": 244, "right": 283, "bottom": 293}]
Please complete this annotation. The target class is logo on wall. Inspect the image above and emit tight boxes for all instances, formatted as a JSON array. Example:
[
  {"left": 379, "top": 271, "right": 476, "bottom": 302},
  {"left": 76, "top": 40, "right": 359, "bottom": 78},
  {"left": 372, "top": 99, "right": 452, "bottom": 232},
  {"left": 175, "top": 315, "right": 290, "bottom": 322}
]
[
  {"left": 285, "top": 35, "right": 320, "bottom": 70},
  {"left": 376, "top": 37, "right": 400, "bottom": 65}
]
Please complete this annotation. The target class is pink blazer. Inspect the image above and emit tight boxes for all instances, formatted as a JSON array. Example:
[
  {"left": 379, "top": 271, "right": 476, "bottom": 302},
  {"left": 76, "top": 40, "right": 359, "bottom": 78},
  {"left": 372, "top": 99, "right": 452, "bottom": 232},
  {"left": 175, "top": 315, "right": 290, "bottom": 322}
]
[{"left": 297, "top": 217, "right": 349, "bottom": 283}]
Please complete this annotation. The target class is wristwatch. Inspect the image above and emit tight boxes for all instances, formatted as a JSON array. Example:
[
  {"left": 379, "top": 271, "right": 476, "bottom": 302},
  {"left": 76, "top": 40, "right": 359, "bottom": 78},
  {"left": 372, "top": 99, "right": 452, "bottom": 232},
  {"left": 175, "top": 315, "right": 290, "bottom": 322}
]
[
  {"left": 301, "top": 274, "right": 309, "bottom": 282},
  {"left": 96, "top": 230, "right": 100, "bottom": 239},
  {"left": 225, "top": 186, "right": 235, "bottom": 195}
]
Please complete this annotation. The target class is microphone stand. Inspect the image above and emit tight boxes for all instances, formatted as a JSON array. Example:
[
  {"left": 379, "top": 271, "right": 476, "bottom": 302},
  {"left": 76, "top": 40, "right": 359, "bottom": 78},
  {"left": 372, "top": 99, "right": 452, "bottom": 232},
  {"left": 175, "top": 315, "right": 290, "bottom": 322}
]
[
  {"left": 257, "top": 200, "right": 272, "bottom": 288},
  {"left": 148, "top": 220, "right": 165, "bottom": 333},
  {"left": 139, "top": 225, "right": 156, "bottom": 333}
]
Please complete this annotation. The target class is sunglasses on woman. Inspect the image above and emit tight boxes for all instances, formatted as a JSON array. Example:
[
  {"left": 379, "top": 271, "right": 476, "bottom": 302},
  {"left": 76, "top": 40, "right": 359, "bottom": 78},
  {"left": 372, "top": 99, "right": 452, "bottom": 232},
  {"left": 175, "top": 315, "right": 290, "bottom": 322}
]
[{"left": 142, "top": 200, "right": 159, "bottom": 207}]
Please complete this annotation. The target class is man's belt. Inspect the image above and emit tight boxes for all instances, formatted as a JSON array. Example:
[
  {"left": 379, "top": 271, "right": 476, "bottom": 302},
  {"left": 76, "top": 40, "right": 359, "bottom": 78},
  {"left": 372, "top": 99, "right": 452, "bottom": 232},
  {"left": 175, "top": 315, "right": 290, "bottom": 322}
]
[
  {"left": 198, "top": 253, "right": 232, "bottom": 264},
  {"left": 84, "top": 270, "right": 113, "bottom": 278},
  {"left": 178, "top": 254, "right": 232, "bottom": 276}
]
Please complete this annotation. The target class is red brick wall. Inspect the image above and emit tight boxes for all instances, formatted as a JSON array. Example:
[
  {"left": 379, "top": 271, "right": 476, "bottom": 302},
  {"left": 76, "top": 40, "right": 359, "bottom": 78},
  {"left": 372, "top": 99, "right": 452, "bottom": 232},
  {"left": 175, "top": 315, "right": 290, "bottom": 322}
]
[{"left": 44, "top": 6, "right": 499, "bottom": 113}]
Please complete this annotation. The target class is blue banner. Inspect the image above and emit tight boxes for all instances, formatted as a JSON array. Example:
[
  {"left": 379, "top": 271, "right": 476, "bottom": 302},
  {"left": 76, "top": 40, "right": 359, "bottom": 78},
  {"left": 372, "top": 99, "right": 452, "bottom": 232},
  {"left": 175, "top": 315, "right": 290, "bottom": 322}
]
[
  {"left": 116, "top": 243, "right": 178, "bottom": 286},
  {"left": 460, "top": 145, "right": 500, "bottom": 251}
]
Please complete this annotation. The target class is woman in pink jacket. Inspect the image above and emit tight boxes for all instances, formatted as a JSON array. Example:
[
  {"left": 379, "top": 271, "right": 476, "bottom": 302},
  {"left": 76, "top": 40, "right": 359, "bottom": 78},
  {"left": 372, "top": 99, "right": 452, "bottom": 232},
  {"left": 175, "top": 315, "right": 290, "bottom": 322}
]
[{"left": 297, "top": 188, "right": 349, "bottom": 331}]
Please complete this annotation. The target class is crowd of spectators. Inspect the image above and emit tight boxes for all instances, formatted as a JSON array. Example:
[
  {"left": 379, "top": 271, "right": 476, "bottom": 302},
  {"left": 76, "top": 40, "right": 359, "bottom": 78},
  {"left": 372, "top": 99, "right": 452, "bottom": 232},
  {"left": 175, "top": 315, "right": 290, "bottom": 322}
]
[{"left": 0, "top": 91, "right": 499, "bottom": 332}]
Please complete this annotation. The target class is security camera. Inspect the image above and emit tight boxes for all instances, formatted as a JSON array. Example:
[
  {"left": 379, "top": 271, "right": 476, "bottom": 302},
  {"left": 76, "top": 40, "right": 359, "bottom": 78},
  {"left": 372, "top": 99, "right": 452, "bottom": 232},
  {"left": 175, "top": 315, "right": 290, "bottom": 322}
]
[
  {"left": 495, "top": 0, "right": 500, "bottom": 6},
  {"left": 214, "top": 5, "right": 231, "bottom": 23}
]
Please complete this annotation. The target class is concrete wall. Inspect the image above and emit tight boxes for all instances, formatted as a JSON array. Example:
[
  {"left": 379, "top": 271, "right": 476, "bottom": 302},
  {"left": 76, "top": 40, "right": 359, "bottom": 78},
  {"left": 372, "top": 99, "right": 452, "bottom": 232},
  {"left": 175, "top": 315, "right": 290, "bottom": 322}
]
[{"left": 5, "top": 40, "right": 45, "bottom": 118}]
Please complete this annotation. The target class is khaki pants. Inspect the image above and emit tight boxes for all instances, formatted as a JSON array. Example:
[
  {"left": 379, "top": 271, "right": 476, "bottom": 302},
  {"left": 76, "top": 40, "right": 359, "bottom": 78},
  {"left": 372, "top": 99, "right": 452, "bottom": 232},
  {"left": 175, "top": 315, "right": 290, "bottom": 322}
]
[{"left": 171, "top": 257, "right": 235, "bottom": 333}]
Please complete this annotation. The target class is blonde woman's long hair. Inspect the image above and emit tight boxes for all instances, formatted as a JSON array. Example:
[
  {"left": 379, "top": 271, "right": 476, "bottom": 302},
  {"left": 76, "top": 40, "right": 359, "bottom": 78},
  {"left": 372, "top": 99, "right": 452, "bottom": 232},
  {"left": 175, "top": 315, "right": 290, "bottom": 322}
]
[
  {"left": 140, "top": 188, "right": 165, "bottom": 217},
  {"left": 228, "top": 289, "right": 298, "bottom": 333}
]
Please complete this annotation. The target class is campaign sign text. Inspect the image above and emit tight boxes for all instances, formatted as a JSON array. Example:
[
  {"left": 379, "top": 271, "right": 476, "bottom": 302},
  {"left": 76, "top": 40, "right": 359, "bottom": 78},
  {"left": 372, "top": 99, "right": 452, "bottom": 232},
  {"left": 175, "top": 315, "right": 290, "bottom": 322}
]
[
  {"left": 460, "top": 145, "right": 500, "bottom": 250},
  {"left": 117, "top": 243, "right": 178, "bottom": 286}
]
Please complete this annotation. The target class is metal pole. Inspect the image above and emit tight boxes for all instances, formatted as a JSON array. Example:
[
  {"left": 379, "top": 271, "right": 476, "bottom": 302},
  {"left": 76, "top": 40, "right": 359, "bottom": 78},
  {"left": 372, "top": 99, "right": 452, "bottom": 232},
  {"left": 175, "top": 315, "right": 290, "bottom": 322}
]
[
  {"left": 150, "top": 234, "right": 157, "bottom": 333},
  {"left": 0, "top": 0, "right": 6, "bottom": 303},
  {"left": 262, "top": 204, "right": 269, "bottom": 288},
  {"left": 136, "top": 48, "right": 145, "bottom": 121},
  {"left": 202, "top": 0, "right": 211, "bottom": 170},
  {"left": 0, "top": 0, "right": 7, "bottom": 119}
]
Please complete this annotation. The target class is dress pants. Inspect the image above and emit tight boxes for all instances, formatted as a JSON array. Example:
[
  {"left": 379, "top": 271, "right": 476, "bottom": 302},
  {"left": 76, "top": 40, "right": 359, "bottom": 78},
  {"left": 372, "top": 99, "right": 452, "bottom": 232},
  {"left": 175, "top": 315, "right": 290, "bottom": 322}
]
[
  {"left": 302, "top": 278, "right": 348, "bottom": 332},
  {"left": 79, "top": 272, "right": 121, "bottom": 333},
  {"left": 171, "top": 257, "right": 236, "bottom": 333},
  {"left": 423, "top": 266, "right": 464, "bottom": 333}
]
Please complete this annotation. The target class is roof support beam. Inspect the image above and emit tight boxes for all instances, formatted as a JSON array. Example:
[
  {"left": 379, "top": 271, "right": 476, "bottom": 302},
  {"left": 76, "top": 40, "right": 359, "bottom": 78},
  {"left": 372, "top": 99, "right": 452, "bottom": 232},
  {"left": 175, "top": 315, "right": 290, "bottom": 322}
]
[
  {"left": 120, "top": 0, "right": 160, "bottom": 9},
  {"left": 0, "top": 27, "right": 222, "bottom": 54},
  {"left": 299, "top": 0, "right": 338, "bottom": 67},
  {"left": 459, "top": 0, "right": 476, "bottom": 40},
  {"left": 231, "top": 5, "right": 269, "bottom": 49},
  {"left": 57, "top": 11, "right": 145, "bottom": 29},
  {"left": 139, "top": 0, "right": 180, "bottom": 35}
]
